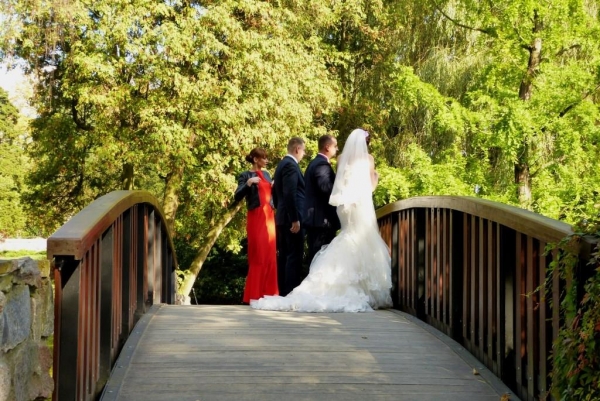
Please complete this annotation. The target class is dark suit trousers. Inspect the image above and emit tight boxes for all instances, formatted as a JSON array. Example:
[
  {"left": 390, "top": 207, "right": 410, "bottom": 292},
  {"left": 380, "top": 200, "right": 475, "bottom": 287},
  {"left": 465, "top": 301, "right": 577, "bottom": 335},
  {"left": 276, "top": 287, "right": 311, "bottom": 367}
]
[
  {"left": 276, "top": 225, "right": 305, "bottom": 296},
  {"left": 306, "top": 227, "right": 337, "bottom": 267}
]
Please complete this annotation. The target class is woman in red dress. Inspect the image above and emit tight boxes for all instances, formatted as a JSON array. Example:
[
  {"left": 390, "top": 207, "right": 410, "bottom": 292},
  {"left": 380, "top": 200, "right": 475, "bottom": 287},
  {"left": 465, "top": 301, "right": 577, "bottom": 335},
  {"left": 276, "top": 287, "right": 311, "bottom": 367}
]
[{"left": 234, "top": 148, "right": 278, "bottom": 303}]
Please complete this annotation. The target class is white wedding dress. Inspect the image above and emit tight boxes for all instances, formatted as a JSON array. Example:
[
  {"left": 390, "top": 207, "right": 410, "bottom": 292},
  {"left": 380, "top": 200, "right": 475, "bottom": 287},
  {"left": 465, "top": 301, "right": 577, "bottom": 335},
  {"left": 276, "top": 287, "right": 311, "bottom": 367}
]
[{"left": 250, "top": 129, "right": 393, "bottom": 312}]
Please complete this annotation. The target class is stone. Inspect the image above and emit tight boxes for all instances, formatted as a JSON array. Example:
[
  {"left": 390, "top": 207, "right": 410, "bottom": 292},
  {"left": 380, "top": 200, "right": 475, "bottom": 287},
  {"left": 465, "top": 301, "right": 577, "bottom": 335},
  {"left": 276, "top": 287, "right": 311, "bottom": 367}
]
[
  {"left": 8, "top": 342, "right": 35, "bottom": 401},
  {"left": 1, "top": 285, "right": 31, "bottom": 352},
  {"left": 28, "top": 345, "right": 53, "bottom": 400},
  {"left": 0, "top": 260, "right": 17, "bottom": 276},
  {"left": 0, "top": 292, "right": 5, "bottom": 314},
  {"left": 40, "top": 281, "right": 54, "bottom": 338},
  {"left": 0, "top": 357, "right": 10, "bottom": 401},
  {"left": 14, "top": 258, "right": 41, "bottom": 289},
  {"left": 0, "top": 275, "right": 12, "bottom": 293},
  {"left": 36, "top": 260, "right": 51, "bottom": 279}
]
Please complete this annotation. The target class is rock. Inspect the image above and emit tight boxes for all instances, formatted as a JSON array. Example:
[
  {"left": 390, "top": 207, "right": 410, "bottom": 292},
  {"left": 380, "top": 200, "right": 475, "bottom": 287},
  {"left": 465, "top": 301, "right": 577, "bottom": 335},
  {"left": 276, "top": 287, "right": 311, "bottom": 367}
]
[
  {"left": 39, "top": 280, "right": 54, "bottom": 338},
  {"left": 1, "top": 285, "right": 31, "bottom": 352},
  {"left": 8, "top": 342, "right": 35, "bottom": 401},
  {"left": 0, "top": 357, "right": 11, "bottom": 401},
  {"left": 28, "top": 345, "right": 53, "bottom": 400},
  {"left": 0, "top": 275, "right": 12, "bottom": 293},
  {"left": 0, "top": 292, "right": 5, "bottom": 314},
  {"left": 0, "top": 260, "right": 17, "bottom": 276},
  {"left": 36, "top": 260, "right": 51, "bottom": 279},
  {"left": 15, "top": 258, "right": 41, "bottom": 289}
]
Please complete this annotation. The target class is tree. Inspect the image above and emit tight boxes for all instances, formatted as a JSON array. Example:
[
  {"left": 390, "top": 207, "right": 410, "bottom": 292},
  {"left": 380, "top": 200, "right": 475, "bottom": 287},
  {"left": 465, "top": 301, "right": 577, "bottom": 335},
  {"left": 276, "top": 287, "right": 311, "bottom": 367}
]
[
  {"left": 0, "top": 86, "right": 28, "bottom": 237},
  {"left": 0, "top": 0, "right": 338, "bottom": 298}
]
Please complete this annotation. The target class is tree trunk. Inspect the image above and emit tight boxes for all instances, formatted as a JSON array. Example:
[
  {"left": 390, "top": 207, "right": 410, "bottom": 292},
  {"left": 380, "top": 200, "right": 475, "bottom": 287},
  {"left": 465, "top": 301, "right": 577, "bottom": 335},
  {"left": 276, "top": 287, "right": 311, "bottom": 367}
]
[
  {"left": 518, "top": 37, "right": 542, "bottom": 100},
  {"left": 178, "top": 201, "right": 244, "bottom": 303},
  {"left": 515, "top": 12, "right": 542, "bottom": 207},
  {"left": 162, "top": 164, "right": 185, "bottom": 235},
  {"left": 121, "top": 163, "right": 134, "bottom": 190},
  {"left": 515, "top": 158, "right": 532, "bottom": 207}
]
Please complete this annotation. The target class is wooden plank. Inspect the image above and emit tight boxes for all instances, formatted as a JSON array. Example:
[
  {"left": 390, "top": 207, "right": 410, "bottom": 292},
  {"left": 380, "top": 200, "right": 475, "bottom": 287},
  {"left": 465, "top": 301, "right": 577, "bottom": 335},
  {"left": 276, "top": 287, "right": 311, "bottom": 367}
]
[
  {"left": 526, "top": 236, "right": 535, "bottom": 400},
  {"left": 539, "top": 241, "right": 548, "bottom": 398},
  {"left": 470, "top": 216, "right": 477, "bottom": 353},
  {"left": 487, "top": 221, "right": 494, "bottom": 371},
  {"left": 103, "top": 306, "right": 511, "bottom": 401},
  {"left": 496, "top": 224, "right": 504, "bottom": 378},
  {"left": 515, "top": 233, "right": 524, "bottom": 396},
  {"left": 463, "top": 214, "right": 469, "bottom": 343},
  {"left": 426, "top": 209, "right": 431, "bottom": 316},
  {"left": 409, "top": 210, "right": 415, "bottom": 312},
  {"left": 478, "top": 218, "right": 485, "bottom": 362},
  {"left": 435, "top": 208, "right": 441, "bottom": 324},
  {"left": 442, "top": 210, "right": 448, "bottom": 328}
]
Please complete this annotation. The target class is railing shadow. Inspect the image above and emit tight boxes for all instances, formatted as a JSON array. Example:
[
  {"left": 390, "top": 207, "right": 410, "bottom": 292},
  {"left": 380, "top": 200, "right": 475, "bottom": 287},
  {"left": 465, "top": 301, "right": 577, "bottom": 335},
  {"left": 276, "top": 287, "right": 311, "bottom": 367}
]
[
  {"left": 47, "top": 190, "right": 177, "bottom": 401},
  {"left": 377, "top": 196, "right": 595, "bottom": 401}
]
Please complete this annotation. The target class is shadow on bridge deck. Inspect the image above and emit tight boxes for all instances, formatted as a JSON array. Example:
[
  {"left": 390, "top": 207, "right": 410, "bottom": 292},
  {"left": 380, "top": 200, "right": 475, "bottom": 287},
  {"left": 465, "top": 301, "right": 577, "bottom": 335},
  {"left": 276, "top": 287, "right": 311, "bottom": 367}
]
[{"left": 101, "top": 305, "right": 516, "bottom": 401}]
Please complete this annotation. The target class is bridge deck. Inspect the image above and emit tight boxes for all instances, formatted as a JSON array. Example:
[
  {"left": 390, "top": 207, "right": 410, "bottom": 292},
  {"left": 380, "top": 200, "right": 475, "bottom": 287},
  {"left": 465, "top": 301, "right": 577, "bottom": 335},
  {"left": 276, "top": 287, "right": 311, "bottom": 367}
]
[{"left": 101, "top": 305, "right": 514, "bottom": 401}]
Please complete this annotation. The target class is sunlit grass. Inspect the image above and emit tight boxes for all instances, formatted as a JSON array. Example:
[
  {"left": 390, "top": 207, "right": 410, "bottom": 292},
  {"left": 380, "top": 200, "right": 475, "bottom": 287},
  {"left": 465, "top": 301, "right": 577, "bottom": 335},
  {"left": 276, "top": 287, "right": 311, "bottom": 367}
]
[{"left": 0, "top": 250, "right": 46, "bottom": 260}]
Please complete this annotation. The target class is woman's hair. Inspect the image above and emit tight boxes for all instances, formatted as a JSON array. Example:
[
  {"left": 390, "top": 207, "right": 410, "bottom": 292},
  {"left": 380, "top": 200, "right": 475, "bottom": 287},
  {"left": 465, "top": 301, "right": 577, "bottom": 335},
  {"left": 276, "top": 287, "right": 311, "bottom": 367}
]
[{"left": 245, "top": 147, "right": 267, "bottom": 164}]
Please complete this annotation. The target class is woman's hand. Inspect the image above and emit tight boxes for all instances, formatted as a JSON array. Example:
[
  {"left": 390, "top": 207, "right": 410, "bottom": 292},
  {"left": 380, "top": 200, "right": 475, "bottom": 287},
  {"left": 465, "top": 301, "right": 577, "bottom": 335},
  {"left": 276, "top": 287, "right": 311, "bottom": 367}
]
[{"left": 247, "top": 176, "right": 261, "bottom": 186}]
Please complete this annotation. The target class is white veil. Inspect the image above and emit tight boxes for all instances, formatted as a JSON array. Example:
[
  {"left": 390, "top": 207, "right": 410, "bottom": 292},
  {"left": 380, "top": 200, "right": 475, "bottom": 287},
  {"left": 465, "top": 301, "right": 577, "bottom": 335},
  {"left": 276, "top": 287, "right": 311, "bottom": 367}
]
[{"left": 329, "top": 128, "right": 372, "bottom": 207}]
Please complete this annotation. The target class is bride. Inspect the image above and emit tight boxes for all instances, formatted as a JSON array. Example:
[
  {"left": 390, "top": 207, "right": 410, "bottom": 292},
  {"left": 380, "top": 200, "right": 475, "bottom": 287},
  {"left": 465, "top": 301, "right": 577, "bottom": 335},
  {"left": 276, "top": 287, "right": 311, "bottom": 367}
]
[{"left": 250, "top": 128, "right": 393, "bottom": 312}]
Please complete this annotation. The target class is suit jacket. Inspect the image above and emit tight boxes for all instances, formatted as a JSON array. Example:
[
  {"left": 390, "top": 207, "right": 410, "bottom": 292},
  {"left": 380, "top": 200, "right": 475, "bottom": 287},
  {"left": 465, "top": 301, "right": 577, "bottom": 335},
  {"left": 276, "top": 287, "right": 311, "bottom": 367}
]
[
  {"left": 303, "top": 154, "right": 341, "bottom": 230},
  {"left": 273, "top": 156, "right": 305, "bottom": 226}
]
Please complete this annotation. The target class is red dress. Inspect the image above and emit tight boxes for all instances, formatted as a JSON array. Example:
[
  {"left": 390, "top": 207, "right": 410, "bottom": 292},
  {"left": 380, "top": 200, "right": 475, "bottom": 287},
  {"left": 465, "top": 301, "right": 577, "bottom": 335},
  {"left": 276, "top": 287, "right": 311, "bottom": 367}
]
[{"left": 243, "top": 170, "right": 278, "bottom": 303}]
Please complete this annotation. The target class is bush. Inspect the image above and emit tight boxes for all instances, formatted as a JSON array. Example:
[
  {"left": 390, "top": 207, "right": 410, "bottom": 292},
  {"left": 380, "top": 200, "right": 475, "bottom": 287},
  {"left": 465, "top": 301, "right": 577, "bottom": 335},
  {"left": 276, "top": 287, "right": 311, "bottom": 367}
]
[{"left": 549, "top": 215, "right": 600, "bottom": 401}]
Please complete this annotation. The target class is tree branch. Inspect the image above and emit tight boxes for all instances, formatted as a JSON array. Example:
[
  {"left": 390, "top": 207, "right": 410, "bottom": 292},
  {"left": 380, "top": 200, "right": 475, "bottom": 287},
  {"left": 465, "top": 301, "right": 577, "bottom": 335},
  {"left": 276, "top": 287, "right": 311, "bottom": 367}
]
[
  {"left": 559, "top": 83, "right": 600, "bottom": 118},
  {"left": 556, "top": 44, "right": 581, "bottom": 58},
  {"left": 432, "top": 1, "right": 497, "bottom": 37},
  {"left": 71, "top": 99, "right": 93, "bottom": 131}
]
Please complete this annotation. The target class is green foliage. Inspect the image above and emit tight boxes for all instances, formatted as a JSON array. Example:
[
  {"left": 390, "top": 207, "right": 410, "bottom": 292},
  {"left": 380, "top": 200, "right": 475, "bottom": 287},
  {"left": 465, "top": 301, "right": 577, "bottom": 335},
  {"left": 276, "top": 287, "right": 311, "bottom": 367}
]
[
  {"left": 0, "top": 87, "right": 29, "bottom": 237},
  {"left": 177, "top": 240, "right": 247, "bottom": 304},
  {"left": 547, "top": 213, "right": 600, "bottom": 400}
]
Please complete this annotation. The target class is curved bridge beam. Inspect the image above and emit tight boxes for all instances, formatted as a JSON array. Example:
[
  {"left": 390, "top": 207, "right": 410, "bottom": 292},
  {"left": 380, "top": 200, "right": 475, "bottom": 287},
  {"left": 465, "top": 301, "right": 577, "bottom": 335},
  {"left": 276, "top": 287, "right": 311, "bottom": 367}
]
[
  {"left": 48, "top": 190, "right": 178, "bottom": 401},
  {"left": 376, "top": 196, "right": 593, "bottom": 401}
]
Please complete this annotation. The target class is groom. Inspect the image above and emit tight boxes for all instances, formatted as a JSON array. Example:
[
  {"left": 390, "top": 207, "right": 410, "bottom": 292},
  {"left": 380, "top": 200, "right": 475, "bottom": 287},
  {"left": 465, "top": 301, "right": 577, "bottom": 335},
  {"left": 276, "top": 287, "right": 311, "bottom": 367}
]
[
  {"left": 303, "top": 134, "right": 341, "bottom": 267},
  {"left": 273, "top": 137, "right": 306, "bottom": 296}
]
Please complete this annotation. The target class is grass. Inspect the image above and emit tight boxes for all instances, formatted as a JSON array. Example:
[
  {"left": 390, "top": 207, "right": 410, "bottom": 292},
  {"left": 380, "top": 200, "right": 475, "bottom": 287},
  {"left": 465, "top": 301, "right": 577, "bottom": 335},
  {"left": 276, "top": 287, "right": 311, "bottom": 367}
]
[{"left": 0, "top": 250, "right": 47, "bottom": 260}]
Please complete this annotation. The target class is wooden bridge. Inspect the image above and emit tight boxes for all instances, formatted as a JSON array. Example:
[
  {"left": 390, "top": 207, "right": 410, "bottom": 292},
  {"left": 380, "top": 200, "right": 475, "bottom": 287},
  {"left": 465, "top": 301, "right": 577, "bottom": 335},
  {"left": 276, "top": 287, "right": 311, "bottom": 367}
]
[{"left": 47, "top": 191, "right": 595, "bottom": 401}]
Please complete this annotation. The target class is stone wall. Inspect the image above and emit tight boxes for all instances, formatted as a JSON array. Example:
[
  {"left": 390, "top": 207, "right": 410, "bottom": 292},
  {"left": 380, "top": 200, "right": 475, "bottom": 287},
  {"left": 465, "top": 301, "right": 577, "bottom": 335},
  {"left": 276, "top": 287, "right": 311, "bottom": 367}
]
[{"left": 0, "top": 258, "right": 54, "bottom": 401}]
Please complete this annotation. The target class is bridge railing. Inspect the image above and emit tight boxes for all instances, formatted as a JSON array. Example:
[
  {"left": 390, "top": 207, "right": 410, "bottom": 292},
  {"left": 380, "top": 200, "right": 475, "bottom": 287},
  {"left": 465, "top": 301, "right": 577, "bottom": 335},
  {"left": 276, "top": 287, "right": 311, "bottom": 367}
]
[
  {"left": 376, "top": 196, "right": 594, "bottom": 401},
  {"left": 47, "top": 190, "right": 177, "bottom": 401}
]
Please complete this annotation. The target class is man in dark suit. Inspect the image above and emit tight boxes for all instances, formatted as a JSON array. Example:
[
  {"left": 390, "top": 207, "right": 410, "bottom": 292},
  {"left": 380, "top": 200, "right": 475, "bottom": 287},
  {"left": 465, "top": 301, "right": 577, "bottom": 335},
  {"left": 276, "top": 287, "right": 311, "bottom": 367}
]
[
  {"left": 303, "top": 134, "right": 341, "bottom": 267},
  {"left": 272, "top": 137, "right": 306, "bottom": 296}
]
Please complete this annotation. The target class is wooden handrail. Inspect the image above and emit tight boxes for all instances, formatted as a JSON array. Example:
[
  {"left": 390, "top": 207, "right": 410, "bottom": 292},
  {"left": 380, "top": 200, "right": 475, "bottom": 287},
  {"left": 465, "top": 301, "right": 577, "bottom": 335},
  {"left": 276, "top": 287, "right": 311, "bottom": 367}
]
[
  {"left": 47, "top": 190, "right": 178, "bottom": 266},
  {"left": 376, "top": 196, "right": 572, "bottom": 243},
  {"left": 49, "top": 190, "right": 178, "bottom": 401},
  {"left": 376, "top": 196, "right": 594, "bottom": 401}
]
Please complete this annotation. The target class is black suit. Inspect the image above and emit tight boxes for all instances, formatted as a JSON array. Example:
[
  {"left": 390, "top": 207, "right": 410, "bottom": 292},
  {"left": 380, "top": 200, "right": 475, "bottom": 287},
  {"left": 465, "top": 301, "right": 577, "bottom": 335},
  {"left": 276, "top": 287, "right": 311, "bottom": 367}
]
[
  {"left": 303, "top": 154, "right": 341, "bottom": 266},
  {"left": 273, "top": 156, "right": 306, "bottom": 296}
]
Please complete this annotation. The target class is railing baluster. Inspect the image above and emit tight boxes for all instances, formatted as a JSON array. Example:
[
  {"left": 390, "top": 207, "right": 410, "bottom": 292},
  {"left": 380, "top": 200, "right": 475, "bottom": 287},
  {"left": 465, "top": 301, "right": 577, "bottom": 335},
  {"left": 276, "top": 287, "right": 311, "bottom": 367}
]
[
  {"left": 478, "top": 218, "right": 485, "bottom": 362},
  {"left": 526, "top": 236, "right": 536, "bottom": 400},
  {"left": 539, "top": 241, "right": 548, "bottom": 398}
]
